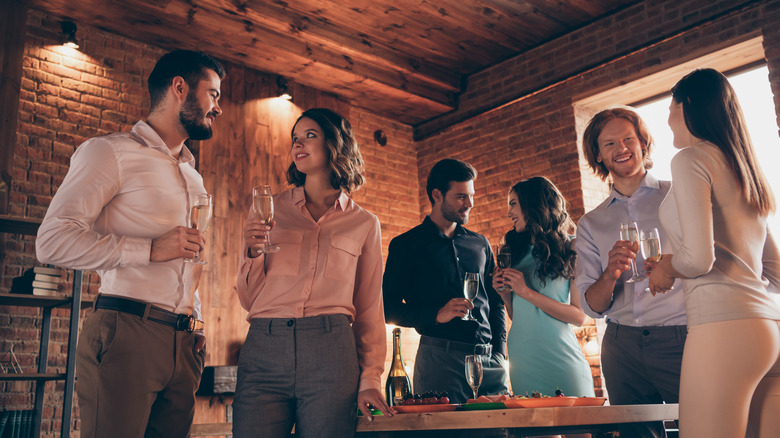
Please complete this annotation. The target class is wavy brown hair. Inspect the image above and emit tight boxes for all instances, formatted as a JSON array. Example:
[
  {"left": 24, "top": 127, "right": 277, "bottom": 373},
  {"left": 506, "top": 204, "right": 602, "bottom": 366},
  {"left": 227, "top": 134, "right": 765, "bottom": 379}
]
[
  {"left": 672, "top": 68, "right": 775, "bottom": 215},
  {"left": 286, "top": 108, "right": 365, "bottom": 194},
  {"left": 504, "top": 176, "right": 576, "bottom": 285},
  {"left": 582, "top": 106, "right": 654, "bottom": 181}
]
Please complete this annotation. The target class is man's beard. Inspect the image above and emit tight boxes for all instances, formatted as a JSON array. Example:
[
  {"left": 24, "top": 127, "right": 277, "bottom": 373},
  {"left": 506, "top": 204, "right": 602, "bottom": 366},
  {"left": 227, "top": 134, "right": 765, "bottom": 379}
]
[
  {"left": 441, "top": 200, "right": 468, "bottom": 225},
  {"left": 179, "top": 91, "right": 213, "bottom": 140}
]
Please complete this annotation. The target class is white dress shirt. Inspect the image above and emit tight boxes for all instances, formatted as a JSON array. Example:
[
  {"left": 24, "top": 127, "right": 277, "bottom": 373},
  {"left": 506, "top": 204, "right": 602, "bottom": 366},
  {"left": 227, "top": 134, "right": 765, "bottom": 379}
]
[
  {"left": 36, "top": 121, "right": 205, "bottom": 318},
  {"left": 576, "top": 172, "right": 687, "bottom": 327}
]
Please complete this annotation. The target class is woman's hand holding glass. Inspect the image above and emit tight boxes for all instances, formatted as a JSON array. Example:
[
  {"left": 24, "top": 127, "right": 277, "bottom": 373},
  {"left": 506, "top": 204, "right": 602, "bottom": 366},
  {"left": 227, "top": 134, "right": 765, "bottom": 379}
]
[
  {"left": 243, "top": 217, "right": 274, "bottom": 258},
  {"left": 496, "top": 268, "right": 533, "bottom": 300},
  {"left": 647, "top": 255, "right": 676, "bottom": 296}
]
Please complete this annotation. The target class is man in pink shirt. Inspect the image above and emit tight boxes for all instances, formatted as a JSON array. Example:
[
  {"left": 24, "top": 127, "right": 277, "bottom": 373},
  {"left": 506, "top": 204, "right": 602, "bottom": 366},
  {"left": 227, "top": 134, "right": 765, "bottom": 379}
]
[{"left": 36, "top": 50, "right": 224, "bottom": 438}]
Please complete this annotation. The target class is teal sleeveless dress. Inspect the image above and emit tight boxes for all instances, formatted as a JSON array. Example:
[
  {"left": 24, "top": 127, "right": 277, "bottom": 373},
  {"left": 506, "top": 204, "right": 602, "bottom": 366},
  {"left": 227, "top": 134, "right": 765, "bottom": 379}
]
[{"left": 507, "top": 246, "right": 595, "bottom": 397}]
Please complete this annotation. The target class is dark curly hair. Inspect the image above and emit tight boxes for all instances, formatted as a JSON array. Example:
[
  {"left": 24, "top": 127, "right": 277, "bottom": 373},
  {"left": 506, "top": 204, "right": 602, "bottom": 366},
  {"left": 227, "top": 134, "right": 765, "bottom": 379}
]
[
  {"left": 286, "top": 108, "right": 365, "bottom": 194},
  {"left": 504, "top": 176, "right": 576, "bottom": 286}
]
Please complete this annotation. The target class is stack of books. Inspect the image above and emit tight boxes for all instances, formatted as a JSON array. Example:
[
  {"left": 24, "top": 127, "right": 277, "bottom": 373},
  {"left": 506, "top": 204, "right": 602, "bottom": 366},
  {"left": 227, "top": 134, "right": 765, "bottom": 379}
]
[
  {"left": 10, "top": 266, "right": 62, "bottom": 296},
  {"left": 31, "top": 266, "right": 62, "bottom": 296}
]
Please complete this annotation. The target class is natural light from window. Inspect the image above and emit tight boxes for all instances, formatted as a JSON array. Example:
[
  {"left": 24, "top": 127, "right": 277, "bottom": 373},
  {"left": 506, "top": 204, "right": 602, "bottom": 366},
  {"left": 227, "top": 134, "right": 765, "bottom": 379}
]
[{"left": 636, "top": 65, "right": 780, "bottom": 235}]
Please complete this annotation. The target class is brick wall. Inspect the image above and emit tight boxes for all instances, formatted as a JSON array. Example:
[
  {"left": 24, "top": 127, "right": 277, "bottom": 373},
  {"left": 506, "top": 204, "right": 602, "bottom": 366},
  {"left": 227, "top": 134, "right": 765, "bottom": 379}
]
[
  {"left": 1, "top": 11, "right": 163, "bottom": 436},
  {"left": 3, "top": 0, "right": 780, "bottom": 435},
  {"left": 0, "top": 10, "right": 424, "bottom": 436},
  {"left": 415, "top": 0, "right": 780, "bottom": 395}
]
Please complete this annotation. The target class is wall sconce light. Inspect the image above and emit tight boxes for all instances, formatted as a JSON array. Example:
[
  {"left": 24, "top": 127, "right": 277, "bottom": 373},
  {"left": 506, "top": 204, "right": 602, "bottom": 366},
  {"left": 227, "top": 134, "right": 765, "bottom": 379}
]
[
  {"left": 276, "top": 76, "right": 292, "bottom": 101},
  {"left": 584, "top": 335, "right": 600, "bottom": 356},
  {"left": 61, "top": 21, "right": 79, "bottom": 49},
  {"left": 373, "top": 130, "right": 387, "bottom": 147}
]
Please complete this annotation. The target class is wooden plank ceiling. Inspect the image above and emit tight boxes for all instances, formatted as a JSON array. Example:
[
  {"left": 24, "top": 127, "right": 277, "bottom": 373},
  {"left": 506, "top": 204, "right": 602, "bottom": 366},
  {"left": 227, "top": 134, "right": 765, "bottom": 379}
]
[{"left": 23, "top": 0, "right": 637, "bottom": 126}]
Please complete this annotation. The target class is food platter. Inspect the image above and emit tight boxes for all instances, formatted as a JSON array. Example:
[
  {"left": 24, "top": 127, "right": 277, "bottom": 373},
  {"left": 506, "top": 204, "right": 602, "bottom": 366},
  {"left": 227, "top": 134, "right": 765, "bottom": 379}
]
[
  {"left": 458, "top": 402, "right": 507, "bottom": 410},
  {"left": 572, "top": 397, "right": 607, "bottom": 406},
  {"left": 503, "top": 397, "right": 577, "bottom": 408},
  {"left": 393, "top": 404, "right": 459, "bottom": 413}
]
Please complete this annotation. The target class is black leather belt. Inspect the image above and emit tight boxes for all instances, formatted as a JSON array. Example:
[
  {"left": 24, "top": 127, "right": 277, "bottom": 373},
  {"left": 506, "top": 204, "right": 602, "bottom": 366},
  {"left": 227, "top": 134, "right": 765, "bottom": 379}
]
[
  {"left": 94, "top": 295, "right": 204, "bottom": 332},
  {"left": 420, "top": 336, "right": 492, "bottom": 356}
]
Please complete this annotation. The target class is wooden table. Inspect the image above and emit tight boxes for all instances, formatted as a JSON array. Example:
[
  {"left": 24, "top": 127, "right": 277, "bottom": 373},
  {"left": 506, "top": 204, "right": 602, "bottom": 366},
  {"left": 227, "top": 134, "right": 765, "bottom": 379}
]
[{"left": 191, "top": 403, "right": 678, "bottom": 437}]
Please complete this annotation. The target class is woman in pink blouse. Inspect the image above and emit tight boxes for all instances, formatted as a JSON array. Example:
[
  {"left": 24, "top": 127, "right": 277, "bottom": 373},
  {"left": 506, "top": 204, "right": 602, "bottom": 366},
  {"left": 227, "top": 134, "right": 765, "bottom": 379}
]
[{"left": 233, "top": 108, "right": 392, "bottom": 438}]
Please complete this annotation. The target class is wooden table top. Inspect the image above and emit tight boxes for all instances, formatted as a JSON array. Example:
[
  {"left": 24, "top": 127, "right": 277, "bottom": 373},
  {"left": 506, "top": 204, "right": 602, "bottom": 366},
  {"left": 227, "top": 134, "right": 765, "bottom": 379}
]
[{"left": 190, "top": 403, "right": 679, "bottom": 436}]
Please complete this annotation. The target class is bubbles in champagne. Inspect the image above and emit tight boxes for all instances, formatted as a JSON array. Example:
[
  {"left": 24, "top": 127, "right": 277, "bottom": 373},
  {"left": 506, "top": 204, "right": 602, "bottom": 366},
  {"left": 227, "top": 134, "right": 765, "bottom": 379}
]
[
  {"left": 190, "top": 204, "right": 212, "bottom": 231},
  {"left": 253, "top": 194, "right": 274, "bottom": 223},
  {"left": 463, "top": 279, "right": 479, "bottom": 300},
  {"left": 641, "top": 237, "right": 661, "bottom": 262}
]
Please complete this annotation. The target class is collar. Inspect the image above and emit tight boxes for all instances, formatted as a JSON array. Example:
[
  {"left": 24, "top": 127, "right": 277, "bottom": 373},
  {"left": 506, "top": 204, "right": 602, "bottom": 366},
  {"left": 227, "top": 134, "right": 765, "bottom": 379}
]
[
  {"left": 133, "top": 120, "right": 195, "bottom": 165},
  {"left": 291, "top": 186, "right": 349, "bottom": 211},
  {"left": 606, "top": 172, "right": 662, "bottom": 207},
  {"left": 422, "top": 215, "right": 466, "bottom": 238}
]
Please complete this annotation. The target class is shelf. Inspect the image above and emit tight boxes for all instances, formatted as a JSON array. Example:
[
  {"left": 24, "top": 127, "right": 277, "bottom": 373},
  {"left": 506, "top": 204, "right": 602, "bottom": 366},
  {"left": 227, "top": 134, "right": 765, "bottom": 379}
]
[
  {"left": 0, "top": 293, "right": 93, "bottom": 309},
  {"left": 0, "top": 214, "right": 41, "bottom": 235},
  {"left": 0, "top": 373, "right": 65, "bottom": 382}
]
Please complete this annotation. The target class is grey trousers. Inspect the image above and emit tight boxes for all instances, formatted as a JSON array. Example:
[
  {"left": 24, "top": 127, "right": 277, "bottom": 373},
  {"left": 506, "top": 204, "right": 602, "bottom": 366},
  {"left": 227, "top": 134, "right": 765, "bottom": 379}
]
[
  {"left": 601, "top": 322, "right": 687, "bottom": 438},
  {"left": 413, "top": 338, "right": 509, "bottom": 404},
  {"left": 232, "top": 315, "right": 360, "bottom": 438},
  {"left": 76, "top": 309, "right": 204, "bottom": 438}
]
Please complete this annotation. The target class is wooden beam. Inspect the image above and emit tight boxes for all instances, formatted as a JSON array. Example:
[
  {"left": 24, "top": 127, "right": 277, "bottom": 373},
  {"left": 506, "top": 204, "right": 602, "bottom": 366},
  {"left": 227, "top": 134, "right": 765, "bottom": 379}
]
[
  {"left": 214, "top": 0, "right": 461, "bottom": 92},
  {"left": 0, "top": 0, "right": 28, "bottom": 215},
  {"left": 23, "top": 0, "right": 457, "bottom": 123}
]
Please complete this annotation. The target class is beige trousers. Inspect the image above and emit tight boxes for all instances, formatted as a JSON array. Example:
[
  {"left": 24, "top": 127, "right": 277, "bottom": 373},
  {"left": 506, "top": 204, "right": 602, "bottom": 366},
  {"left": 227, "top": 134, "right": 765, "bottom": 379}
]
[
  {"left": 76, "top": 309, "right": 205, "bottom": 438},
  {"left": 679, "top": 318, "right": 780, "bottom": 438}
]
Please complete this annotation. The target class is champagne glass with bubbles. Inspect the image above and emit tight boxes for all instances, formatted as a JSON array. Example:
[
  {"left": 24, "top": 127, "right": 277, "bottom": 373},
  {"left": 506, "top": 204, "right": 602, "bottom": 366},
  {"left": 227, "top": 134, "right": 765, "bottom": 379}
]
[
  {"left": 496, "top": 243, "right": 512, "bottom": 292},
  {"left": 462, "top": 272, "right": 479, "bottom": 321},
  {"left": 619, "top": 222, "right": 645, "bottom": 282},
  {"left": 640, "top": 228, "right": 662, "bottom": 263},
  {"left": 465, "top": 355, "right": 483, "bottom": 400},
  {"left": 185, "top": 193, "right": 212, "bottom": 264},
  {"left": 252, "top": 185, "right": 280, "bottom": 254}
]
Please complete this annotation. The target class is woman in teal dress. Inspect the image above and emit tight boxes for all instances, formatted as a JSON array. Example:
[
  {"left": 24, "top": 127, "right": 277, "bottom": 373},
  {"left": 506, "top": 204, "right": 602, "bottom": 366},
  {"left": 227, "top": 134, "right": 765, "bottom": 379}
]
[{"left": 493, "top": 177, "right": 594, "bottom": 398}]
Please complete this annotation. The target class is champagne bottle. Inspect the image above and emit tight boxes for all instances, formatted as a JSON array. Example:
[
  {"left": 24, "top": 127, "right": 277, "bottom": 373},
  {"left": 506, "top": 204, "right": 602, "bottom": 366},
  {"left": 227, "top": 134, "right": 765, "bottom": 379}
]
[{"left": 385, "top": 328, "right": 412, "bottom": 406}]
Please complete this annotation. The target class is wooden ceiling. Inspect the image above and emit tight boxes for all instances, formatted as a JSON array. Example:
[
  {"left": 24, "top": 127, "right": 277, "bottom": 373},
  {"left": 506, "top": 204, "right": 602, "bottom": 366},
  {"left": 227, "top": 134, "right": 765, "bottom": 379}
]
[{"left": 23, "top": 0, "right": 638, "bottom": 126}]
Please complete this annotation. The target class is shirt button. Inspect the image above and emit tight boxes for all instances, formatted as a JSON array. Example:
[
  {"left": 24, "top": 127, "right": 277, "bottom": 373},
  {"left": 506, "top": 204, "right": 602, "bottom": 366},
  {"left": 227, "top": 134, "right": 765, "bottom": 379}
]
[
  {"left": 643, "top": 330, "right": 650, "bottom": 336},
  {"left": 287, "top": 320, "right": 295, "bottom": 327}
]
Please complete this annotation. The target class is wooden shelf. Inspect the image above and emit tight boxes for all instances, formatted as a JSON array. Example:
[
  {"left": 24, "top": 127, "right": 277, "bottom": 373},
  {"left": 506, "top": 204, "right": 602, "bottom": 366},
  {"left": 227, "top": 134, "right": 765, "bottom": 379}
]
[
  {"left": 1, "top": 214, "right": 81, "bottom": 437},
  {"left": 0, "top": 214, "right": 41, "bottom": 235},
  {"left": 0, "top": 373, "right": 65, "bottom": 382},
  {"left": 0, "top": 293, "right": 93, "bottom": 309}
]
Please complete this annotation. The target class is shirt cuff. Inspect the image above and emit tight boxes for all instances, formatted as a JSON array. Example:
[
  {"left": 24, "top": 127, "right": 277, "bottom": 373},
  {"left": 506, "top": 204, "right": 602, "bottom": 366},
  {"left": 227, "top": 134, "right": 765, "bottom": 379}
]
[
  {"left": 358, "top": 374, "right": 382, "bottom": 393},
  {"left": 122, "top": 236, "right": 152, "bottom": 267}
]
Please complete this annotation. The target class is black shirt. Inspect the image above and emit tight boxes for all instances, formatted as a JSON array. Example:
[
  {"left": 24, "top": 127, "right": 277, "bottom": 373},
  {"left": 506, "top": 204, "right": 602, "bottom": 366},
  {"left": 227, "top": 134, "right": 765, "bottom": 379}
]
[{"left": 383, "top": 216, "right": 507, "bottom": 356}]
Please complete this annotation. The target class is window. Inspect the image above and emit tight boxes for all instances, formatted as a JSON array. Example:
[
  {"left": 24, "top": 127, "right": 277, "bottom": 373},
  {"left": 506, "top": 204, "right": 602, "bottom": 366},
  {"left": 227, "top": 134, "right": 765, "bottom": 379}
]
[{"left": 635, "top": 65, "right": 780, "bottom": 234}]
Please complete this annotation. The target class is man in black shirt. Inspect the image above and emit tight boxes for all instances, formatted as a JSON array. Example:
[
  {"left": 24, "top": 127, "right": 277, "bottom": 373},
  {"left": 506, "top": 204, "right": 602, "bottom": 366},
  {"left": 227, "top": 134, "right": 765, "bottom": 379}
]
[{"left": 383, "top": 158, "right": 509, "bottom": 403}]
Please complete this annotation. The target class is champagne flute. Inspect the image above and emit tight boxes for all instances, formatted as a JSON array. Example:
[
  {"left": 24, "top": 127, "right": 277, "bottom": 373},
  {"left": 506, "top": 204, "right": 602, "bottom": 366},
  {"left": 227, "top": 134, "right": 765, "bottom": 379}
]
[
  {"left": 184, "top": 193, "right": 212, "bottom": 264},
  {"left": 619, "top": 222, "right": 644, "bottom": 282},
  {"left": 640, "top": 228, "right": 662, "bottom": 263},
  {"left": 496, "top": 243, "right": 512, "bottom": 292},
  {"left": 252, "top": 185, "right": 280, "bottom": 253},
  {"left": 462, "top": 272, "right": 479, "bottom": 321},
  {"left": 465, "top": 354, "right": 483, "bottom": 400}
]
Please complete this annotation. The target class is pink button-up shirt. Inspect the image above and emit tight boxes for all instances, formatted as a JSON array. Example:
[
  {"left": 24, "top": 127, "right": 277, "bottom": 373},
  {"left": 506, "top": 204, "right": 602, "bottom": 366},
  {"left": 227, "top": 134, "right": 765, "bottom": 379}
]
[
  {"left": 236, "top": 186, "right": 386, "bottom": 391},
  {"left": 36, "top": 121, "right": 205, "bottom": 318}
]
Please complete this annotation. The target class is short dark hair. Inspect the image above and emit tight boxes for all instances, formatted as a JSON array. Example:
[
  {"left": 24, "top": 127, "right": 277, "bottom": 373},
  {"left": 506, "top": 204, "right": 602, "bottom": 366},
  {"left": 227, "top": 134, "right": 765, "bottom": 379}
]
[
  {"left": 426, "top": 158, "right": 477, "bottom": 204},
  {"left": 582, "top": 106, "right": 654, "bottom": 181},
  {"left": 147, "top": 50, "right": 225, "bottom": 111},
  {"left": 286, "top": 108, "right": 365, "bottom": 194}
]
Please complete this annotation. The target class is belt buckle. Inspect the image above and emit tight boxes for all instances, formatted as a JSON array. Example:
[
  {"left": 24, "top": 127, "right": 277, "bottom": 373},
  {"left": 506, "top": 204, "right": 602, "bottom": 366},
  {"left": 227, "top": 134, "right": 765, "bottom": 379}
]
[
  {"left": 176, "top": 314, "right": 204, "bottom": 332},
  {"left": 475, "top": 345, "right": 490, "bottom": 356}
]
